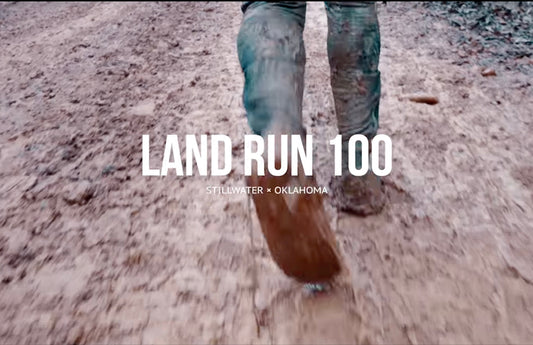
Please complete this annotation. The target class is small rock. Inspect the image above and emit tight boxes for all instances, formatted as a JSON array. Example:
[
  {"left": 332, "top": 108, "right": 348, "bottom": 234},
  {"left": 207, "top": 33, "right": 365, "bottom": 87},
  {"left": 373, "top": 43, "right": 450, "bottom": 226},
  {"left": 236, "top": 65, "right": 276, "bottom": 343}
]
[
  {"left": 63, "top": 181, "right": 95, "bottom": 205},
  {"left": 95, "top": 99, "right": 108, "bottom": 106},
  {"left": 481, "top": 68, "right": 496, "bottom": 77},
  {"left": 23, "top": 175, "right": 38, "bottom": 191},
  {"left": 400, "top": 93, "right": 439, "bottom": 105},
  {"left": 102, "top": 165, "right": 115, "bottom": 175}
]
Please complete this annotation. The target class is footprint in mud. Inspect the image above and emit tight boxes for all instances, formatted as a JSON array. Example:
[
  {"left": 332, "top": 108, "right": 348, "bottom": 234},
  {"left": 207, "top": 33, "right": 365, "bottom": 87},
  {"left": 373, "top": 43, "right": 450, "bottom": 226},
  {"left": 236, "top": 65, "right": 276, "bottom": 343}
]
[{"left": 258, "top": 280, "right": 372, "bottom": 344}]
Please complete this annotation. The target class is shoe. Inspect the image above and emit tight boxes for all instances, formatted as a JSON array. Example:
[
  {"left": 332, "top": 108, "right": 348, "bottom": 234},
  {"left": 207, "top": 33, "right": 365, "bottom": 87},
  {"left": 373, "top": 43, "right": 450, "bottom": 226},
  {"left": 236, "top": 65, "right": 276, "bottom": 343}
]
[
  {"left": 330, "top": 171, "right": 386, "bottom": 216},
  {"left": 246, "top": 130, "right": 342, "bottom": 283},
  {"left": 248, "top": 171, "right": 342, "bottom": 283}
]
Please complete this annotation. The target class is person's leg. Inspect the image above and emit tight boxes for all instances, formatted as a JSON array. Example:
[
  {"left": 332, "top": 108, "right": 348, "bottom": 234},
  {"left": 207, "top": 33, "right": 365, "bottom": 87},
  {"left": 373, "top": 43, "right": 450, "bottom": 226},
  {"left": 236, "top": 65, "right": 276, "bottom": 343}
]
[
  {"left": 237, "top": 3, "right": 342, "bottom": 284},
  {"left": 237, "top": 2, "right": 307, "bottom": 136},
  {"left": 325, "top": 1, "right": 385, "bottom": 215}
]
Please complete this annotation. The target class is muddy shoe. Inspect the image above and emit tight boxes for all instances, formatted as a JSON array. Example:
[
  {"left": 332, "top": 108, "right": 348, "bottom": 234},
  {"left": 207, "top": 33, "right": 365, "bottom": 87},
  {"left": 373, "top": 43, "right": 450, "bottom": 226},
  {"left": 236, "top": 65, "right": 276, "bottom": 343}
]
[
  {"left": 245, "top": 128, "right": 342, "bottom": 283},
  {"left": 248, "top": 171, "right": 342, "bottom": 283},
  {"left": 330, "top": 172, "right": 386, "bottom": 216}
]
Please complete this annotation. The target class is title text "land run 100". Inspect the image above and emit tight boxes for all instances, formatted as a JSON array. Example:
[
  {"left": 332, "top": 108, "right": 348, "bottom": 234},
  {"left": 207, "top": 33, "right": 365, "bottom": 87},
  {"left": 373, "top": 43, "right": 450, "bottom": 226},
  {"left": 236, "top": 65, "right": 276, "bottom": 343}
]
[{"left": 142, "top": 134, "right": 392, "bottom": 177}]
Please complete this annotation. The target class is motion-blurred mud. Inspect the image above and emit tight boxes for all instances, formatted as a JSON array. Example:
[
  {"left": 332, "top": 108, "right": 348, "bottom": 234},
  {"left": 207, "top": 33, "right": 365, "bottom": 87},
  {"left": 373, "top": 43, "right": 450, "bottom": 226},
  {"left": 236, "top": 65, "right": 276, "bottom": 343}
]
[{"left": 1, "top": 2, "right": 532, "bottom": 344}]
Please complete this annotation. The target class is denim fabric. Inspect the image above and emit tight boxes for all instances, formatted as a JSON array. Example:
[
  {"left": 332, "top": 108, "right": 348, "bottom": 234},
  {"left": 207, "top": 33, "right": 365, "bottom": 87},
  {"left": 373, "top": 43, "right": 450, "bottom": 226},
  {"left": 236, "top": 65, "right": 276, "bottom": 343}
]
[{"left": 237, "top": 2, "right": 380, "bottom": 169}]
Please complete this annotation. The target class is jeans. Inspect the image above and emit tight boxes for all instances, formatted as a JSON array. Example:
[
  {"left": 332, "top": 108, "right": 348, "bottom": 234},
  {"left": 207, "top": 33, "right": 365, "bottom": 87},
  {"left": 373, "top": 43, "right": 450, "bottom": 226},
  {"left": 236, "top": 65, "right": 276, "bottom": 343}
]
[{"left": 237, "top": 1, "right": 381, "bottom": 169}]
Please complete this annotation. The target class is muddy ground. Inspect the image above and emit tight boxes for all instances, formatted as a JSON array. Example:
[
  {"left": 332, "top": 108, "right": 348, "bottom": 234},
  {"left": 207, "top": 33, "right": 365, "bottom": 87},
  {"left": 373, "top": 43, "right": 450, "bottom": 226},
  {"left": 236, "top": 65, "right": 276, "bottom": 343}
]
[{"left": 1, "top": 2, "right": 533, "bottom": 344}]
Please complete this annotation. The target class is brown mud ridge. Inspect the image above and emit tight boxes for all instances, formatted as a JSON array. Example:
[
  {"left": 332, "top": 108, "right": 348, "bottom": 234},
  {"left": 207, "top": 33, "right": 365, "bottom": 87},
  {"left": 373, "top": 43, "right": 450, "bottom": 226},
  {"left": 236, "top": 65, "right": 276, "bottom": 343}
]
[{"left": 1, "top": 2, "right": 533, "bottom": 344}]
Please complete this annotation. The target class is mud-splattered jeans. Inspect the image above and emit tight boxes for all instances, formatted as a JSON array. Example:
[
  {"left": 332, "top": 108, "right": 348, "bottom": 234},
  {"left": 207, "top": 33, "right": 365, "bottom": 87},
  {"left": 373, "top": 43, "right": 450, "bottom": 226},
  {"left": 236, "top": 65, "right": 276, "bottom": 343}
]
[{"left": 237, "top": 1, "right": 380, "bottom": 169}]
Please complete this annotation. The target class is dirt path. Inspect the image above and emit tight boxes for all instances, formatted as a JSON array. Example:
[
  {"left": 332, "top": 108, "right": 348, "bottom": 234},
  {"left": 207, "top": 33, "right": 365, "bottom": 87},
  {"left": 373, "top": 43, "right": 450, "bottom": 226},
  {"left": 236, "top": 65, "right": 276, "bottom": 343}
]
[{"left": 1, "top": 2, "right": 533, "bottom": 344}]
